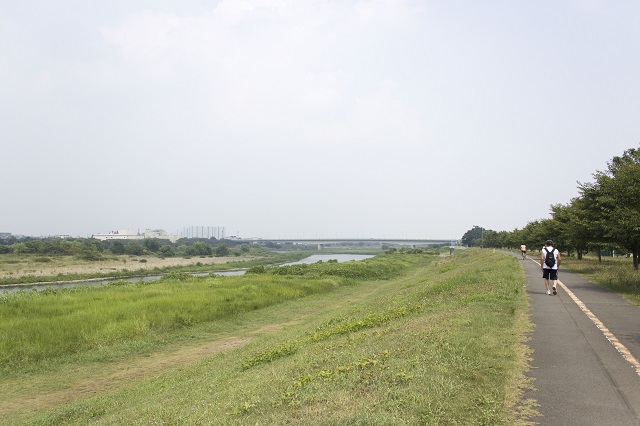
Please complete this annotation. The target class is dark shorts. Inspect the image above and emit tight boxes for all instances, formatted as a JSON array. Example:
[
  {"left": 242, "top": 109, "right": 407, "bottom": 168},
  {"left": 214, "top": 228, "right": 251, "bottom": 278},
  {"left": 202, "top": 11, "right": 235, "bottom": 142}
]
[{"left": 542, "top": 268, "right": 558, "bottom": 280}]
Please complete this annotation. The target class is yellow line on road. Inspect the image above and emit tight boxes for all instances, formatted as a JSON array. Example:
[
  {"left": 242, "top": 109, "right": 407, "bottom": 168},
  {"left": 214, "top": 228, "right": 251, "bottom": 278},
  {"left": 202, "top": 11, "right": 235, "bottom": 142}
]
[
  {"left": 557, "top": 280, "right": 640, "bottom": 377},
  {"left": 532, "top": 259, "right": 640, "bottom": 377}
]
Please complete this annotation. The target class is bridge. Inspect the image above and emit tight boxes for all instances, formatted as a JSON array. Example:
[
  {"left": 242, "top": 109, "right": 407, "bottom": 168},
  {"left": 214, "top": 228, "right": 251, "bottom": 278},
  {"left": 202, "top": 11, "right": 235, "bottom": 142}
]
[{"left": 233, "top": 238, "right": 455, "bottom": 250}]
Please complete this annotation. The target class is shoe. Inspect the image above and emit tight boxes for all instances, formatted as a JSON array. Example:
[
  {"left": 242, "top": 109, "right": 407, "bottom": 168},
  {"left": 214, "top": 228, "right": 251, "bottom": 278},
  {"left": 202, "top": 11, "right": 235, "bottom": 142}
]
[
  {"left": 546, "top": 290, "right": 551, "bottom": 295},
  {"left": 552, "top": 286, "right": 557, "bottom": 295}
]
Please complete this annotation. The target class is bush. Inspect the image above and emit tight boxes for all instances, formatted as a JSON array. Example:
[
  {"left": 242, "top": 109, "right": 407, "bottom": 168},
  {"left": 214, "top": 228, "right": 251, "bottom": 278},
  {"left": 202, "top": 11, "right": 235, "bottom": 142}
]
[
  {"left": 76, "top": 249, "right": 104, "bottom": 261},
  {"left": 215, "top": 243, "right": 230, "bottom": 257}
]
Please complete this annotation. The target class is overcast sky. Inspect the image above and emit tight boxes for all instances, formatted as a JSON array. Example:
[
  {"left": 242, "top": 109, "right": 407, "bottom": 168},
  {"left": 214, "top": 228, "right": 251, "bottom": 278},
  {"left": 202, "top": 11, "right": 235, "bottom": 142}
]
[{"left": 2, "top": 0, "right": 639, "bottom": 240}]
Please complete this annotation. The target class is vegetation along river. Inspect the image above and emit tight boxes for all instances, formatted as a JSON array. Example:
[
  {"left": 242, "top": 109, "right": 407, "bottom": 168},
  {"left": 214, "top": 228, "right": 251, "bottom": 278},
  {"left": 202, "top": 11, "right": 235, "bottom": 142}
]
[{"left": 0, "top": 254, "right": 374, "bottom": 293}]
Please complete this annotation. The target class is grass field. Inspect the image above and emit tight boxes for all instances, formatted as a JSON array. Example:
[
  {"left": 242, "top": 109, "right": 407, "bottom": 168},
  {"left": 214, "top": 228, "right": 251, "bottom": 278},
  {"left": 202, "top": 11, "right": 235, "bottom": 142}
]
[
  {"left": 561, "top": 255, "right": 640, "bottom": 305},
  {"left": 1, "top": 249, "right": 534, "bottom": 425}
]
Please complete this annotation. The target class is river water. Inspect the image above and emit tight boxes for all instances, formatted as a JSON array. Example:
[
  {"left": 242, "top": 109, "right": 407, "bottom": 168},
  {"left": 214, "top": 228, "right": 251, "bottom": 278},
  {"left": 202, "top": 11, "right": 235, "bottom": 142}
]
[{"left": 1, "top": 254, "right": 374, "bottom": 294}]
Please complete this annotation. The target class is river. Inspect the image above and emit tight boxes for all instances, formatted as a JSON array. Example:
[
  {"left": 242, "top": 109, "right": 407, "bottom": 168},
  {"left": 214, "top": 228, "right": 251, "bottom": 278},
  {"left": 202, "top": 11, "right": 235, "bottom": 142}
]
[{"left": 1, "top": 254, "right": 374, "bottom": 293}]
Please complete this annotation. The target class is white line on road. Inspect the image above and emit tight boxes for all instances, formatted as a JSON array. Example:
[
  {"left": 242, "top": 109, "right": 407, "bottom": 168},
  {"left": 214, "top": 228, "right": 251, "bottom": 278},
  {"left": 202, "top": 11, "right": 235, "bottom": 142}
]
[{"left": 532, "top": 258, "right": 640, "bottom": 377}]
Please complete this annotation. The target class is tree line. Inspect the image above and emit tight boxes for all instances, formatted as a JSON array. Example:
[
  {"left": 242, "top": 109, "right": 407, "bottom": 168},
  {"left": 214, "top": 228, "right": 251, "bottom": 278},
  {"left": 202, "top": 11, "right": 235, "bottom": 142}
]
[
  {"left": 461, "top": 146, "right": 640, "bottom": 270},
  {"left": 0, "top": 236, "right": 247, "bottom": 260}
]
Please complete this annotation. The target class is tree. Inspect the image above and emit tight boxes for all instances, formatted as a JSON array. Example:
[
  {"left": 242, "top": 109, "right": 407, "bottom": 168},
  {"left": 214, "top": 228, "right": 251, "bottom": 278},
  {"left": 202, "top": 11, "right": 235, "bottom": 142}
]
[
  {"left": 593, "top": 147, "right": 640, "bottom": 269},
  {"left": 109, "top": 240, "right": 125, "bottom": 255},
  {"left": 143, "top": 238, "right": 162, "bottom": 253},
  {"left": 11, "top": 242, "right": 31, "bottom": 254},
  {"left": 461, "top": 226, "right": 487, "bottom": 247},
  {"left": 569, "top": 184, "right": 612, "bottom": 263},
  {"left": 482, "top": 230, "right": 501, "bottom": 248},
  {"left": 24, "top": 239, "right": 44, "bottom": 254},
  {"left": 215, "top": 243, "right": 230, "bottom": 257},
  {"left": 42, "top": 239, "right": 74, "bottom": 255},
  {"left": 187, "top": 242, "right": 213, "bottom": 256},
  {"left": 124, "top": 242, "right": 145, "bottom": 256},
  {"left": 158, "top": 245, "right": 176, "bottom": 257}
]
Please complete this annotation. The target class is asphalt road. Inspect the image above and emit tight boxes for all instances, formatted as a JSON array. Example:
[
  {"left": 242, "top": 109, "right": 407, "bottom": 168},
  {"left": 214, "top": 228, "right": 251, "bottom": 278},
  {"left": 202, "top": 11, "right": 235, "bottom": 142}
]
[{"left": 519, "top": 253, "right": 640, "bottom": 425}]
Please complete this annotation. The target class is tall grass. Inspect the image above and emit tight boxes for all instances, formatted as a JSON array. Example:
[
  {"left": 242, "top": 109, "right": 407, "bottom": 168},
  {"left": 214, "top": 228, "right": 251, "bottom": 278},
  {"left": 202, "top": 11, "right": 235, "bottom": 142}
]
[
  {"left": 562, "top": 255, "right": 640, "bottom": 305},
  {"left": 3, "top": 250, "right": 534, "bottom": 425},
  {"left": 247, "top": 253, "right": 413, "bottom": 280},
  {"left": 0, "top": 276, "right": 336, "bottom": 372}
]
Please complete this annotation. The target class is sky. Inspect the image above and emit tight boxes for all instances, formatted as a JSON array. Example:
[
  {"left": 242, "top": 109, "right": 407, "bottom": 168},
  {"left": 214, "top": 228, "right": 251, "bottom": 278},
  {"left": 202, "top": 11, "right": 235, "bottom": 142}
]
[{"left": 1, "top": 0, "right": 639, "bottom": 240}]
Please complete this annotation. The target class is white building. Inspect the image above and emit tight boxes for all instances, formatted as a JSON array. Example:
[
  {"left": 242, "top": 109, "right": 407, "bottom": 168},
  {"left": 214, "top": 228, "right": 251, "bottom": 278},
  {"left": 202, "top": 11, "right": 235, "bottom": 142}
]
[
  {"left": 91, "top": 229, "right": 179, "bottom": 243},
  {"left": 91, "top": 230, "right": 143, "bottom": 241}
]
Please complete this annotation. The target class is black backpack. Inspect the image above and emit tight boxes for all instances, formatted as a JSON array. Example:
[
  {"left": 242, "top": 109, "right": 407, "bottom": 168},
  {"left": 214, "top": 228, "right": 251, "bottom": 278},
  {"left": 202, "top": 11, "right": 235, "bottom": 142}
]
[{"left": 544, "top": 247, "right": 556, "bottom": 268}]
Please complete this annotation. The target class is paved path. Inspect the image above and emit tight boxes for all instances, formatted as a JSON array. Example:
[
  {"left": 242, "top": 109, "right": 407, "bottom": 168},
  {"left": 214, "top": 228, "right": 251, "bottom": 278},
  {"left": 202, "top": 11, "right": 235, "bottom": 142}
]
[{"left": 519, "top": 254, "right": 640, "bottom": 425}]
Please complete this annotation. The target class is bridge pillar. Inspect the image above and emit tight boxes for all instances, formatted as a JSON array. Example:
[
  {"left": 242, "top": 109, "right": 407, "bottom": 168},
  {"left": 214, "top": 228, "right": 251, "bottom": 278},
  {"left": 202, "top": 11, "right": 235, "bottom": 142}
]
[{"left": 318, "top": 243, "right": 324, "bottom": 251}]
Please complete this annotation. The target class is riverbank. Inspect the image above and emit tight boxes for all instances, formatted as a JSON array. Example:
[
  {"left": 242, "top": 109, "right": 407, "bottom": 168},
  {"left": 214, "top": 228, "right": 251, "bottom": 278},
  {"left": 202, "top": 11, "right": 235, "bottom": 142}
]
[
  {"left": 0, "top": 250, "right": 322, "bottom": 286},
  {"left": 1, "top": 249, "right": 533, "bottom": 425},
  {"left": 0, "top": 254, "right": 254, "bottom": 280}
]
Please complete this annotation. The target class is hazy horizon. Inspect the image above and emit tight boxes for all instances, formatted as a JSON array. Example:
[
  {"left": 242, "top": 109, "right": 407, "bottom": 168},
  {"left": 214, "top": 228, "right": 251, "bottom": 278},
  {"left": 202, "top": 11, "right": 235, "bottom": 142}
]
[{"left": 2, "top": 1, "right": 639, "bottom": 240}]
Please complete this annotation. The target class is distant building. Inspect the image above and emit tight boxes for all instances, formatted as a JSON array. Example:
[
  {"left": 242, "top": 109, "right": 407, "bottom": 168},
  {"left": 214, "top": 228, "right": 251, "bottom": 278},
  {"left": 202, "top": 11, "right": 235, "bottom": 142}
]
[
  {"left": 92, "top": 229, "right": 179, "bottom": 243},
  {"left": 92, "top": 230, "right": 143, "bottom": 241},
  {"left": 143, "top": 229, "right": 180, "bottom": 243}
]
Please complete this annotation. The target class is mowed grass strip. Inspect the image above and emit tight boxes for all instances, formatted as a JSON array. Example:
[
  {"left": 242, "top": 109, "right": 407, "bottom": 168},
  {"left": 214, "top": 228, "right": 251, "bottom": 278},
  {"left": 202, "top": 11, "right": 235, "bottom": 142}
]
[
  {"left": 3, "top": 250, "right": 534, "bottom": 425},
  {"left": 561, "top": 256, "right": 640, "bottom": 305}
]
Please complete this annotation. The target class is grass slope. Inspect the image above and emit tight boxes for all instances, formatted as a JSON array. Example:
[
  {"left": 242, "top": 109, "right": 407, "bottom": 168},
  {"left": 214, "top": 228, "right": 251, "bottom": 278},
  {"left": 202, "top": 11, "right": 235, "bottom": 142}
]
[{"left": 2, "top": 249, "right": 534, "bottom": 425}]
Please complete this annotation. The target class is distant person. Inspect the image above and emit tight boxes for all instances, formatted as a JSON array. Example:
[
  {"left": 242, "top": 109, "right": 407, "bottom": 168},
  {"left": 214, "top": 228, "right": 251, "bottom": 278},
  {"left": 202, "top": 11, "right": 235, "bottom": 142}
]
[
  {"left": 541, "top": 240, "right": 561, "bottom": 295},
  {"left": 520, "top": 244, "right": 527, "bottom": 260}
]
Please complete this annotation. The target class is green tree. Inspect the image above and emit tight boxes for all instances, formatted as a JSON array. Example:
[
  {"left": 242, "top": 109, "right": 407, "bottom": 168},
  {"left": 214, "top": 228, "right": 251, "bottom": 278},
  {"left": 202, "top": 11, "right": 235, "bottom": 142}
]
[
  {"left": 187, "top": 242, "right": 213, "bottom": 256},
  {"left": 215, "top": 243, "right": 230, "bottom": 257},
  {"left": 592, "top": 147, "right": 640, "bottom": 269},
  {"left": 143, "top": 238, "right": 162, "bottom": 253},
  {"left": 109, "top": 240, "right": 125, "bottom": 255},
  {"left": 11, "top": 242, "right": 31, "bottom": 254},
  {"left": 124, "top": 242, "right": 145, "bottom": 256},
  {"left": 158, "top": 245, "right": 176, "bottom": 257},
  {"left": 42, "top": 239, "right": 74, "bottom": 255},
  {"left": 461, "top": 226, "right": 487, "bottom": 247},
  {"left": 24, "top": 239, "right": 44, "bottom": 254},
  {"left": 567, "top": 186, "right": 611, "bottom": 263}
]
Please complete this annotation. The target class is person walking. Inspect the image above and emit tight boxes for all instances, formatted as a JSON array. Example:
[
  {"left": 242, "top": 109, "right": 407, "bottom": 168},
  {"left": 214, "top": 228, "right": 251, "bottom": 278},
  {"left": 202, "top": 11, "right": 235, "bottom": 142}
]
[
  {"left": 520, "top": 244, "right": 527, "bottom": 259},
  {"left": 541, "top": 240, "right": 561, "bottom": 295}
]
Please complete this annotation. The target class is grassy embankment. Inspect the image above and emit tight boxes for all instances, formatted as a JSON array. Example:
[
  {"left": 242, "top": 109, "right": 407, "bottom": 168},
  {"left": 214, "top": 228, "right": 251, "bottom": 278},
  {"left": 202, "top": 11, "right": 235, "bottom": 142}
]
[
  {"left": 561, "top": 256, "right": 640, "bottom": 305},
  {"left": 0, "top": 250, "right": 318, "bottom": 286},
  {"left": 1, "top": 249, "right": 535, "bottom": 425}
]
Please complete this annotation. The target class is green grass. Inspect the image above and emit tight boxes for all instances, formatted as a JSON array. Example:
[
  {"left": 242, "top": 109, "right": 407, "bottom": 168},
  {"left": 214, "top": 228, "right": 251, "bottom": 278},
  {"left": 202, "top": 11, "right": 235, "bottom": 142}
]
[
  {"left": 1, "top": 250, "right": 534, "bottom": 425},
  {"left": 0, "top": 274, "right": 352, "bottom": 374},
  {"left": 561, "top": 255, "right": 640, "bottom": 305}
]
